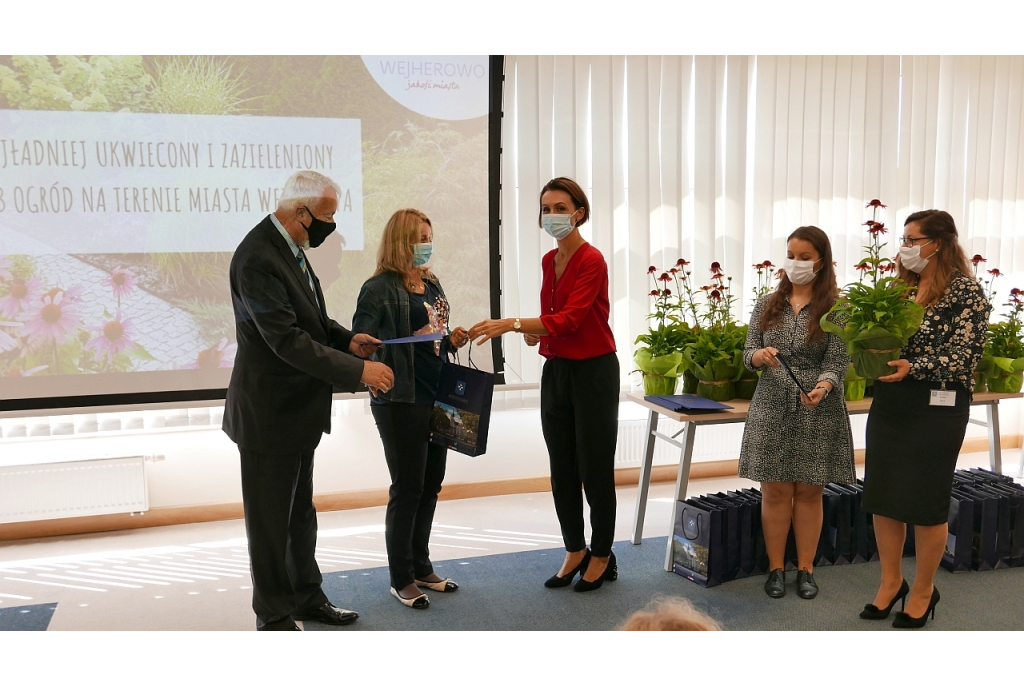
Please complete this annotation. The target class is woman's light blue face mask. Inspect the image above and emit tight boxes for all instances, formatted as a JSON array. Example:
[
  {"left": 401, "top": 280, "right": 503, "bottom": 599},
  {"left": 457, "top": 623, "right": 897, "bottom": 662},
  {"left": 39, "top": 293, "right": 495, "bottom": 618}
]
[
  {"left": 413, "top": 242, "right": 433, "bottom": 267},
  {"left": 541, "top": 207, "right": 581, "bottom": 240}
]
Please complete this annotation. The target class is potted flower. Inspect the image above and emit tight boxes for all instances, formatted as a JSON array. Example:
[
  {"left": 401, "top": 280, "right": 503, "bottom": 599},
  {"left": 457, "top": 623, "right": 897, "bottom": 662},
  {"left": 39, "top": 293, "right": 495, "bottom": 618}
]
[
  {"left": 970, "top": 254, "right": 1000, "bottom": 392},
  {"left": 682, "top": 263, "right": 747, "bottom": 401},
  {"left": 734, "top": 261, "right": 778, "bottom": 400},
  {"left": 978, "top": 287, "right": 1024, "bottom": 393},
  {"left": 821, "top": 200, "right": 925, "bottom": 380},
  {"left": 668, "top": 260, "right": 701, "bottom": 393},
  {"left": 635, "top": 267, "right": 690, "bottom": 395}
]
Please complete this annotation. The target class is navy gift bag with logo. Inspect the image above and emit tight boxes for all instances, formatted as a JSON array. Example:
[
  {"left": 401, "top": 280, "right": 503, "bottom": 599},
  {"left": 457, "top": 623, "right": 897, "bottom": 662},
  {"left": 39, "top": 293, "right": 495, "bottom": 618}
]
[{"left": 429, "top": 352, "right": 494, "bottom": 457}]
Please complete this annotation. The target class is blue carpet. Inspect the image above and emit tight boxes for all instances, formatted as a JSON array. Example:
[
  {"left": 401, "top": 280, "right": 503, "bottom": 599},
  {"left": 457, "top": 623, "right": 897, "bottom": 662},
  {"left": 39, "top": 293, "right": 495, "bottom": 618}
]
[
  {"left": 0, "top": 603, "right": 57, "bottom": 631},
  {"left": 312, "top": 537, "right": 1024, "bottom": 631}
]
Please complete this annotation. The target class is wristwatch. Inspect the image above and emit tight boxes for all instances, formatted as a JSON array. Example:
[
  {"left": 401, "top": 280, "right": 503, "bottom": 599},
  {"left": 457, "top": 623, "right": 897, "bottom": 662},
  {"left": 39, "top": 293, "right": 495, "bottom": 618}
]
[{"left": 513, "top": 318, "right": 522, "bottom": 332}]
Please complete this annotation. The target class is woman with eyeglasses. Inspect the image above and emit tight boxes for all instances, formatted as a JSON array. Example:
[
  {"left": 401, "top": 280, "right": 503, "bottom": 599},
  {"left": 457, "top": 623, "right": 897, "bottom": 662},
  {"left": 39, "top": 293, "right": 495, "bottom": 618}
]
[
  {"left": 859, "top": 210, "right": 991, "bottom": 628},
  {"left": 467, "top": 177, "right": 619, "bottom": 592}
]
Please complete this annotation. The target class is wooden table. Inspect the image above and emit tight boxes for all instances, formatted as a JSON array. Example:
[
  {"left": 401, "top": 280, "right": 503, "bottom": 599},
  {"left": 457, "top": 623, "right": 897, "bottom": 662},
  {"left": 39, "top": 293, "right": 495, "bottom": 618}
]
[{"left": 627, "top": 390, "right": 1023, "bottom": 571}]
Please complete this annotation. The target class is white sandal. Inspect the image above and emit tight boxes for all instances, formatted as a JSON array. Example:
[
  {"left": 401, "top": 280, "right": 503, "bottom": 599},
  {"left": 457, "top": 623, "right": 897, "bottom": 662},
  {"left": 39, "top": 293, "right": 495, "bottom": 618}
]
[{"left": 391, "top": 586, "right": 429, "bottom": 608}]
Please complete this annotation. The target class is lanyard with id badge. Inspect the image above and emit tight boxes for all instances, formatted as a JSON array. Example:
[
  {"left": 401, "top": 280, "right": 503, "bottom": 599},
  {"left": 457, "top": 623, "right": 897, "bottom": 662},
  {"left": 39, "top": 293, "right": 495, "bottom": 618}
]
[{"left": 930, "top": 382, "right": 956, "bottom": 406}]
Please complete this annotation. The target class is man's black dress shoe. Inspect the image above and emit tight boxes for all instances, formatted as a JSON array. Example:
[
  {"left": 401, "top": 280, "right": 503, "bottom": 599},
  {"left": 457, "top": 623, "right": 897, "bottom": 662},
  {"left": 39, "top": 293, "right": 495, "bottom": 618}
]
[
  {"left": 796, "top": 569, "right": 818, "bottom": 599},
  {"left": 294, "top": 602, "right": 359, "bottom": 626},
  {"left": 763, "top": 569, "right": 785, "bottom": 598}
]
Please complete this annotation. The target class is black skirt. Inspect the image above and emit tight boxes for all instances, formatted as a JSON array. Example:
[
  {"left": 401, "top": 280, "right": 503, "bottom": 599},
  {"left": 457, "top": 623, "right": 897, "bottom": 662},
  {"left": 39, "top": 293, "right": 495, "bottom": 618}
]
[{"left": 862, "top": 379, "right": 971, "bottom": 526}]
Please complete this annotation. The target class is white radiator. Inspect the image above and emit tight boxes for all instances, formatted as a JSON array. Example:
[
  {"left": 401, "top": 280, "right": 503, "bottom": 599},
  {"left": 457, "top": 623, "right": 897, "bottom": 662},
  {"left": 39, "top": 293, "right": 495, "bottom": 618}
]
[
  {"left": 615, "top": 419, "right": 745, "bottom": 466},
  {"left": 0, "top": 456, "right": 148, "bottom": 524}
]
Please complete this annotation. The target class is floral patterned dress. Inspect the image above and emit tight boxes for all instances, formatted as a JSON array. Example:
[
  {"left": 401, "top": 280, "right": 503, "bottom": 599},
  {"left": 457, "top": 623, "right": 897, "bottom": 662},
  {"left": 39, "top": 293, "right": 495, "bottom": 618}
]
[{"left": 738, "top": 295, "right": 856, "bottom": 486}]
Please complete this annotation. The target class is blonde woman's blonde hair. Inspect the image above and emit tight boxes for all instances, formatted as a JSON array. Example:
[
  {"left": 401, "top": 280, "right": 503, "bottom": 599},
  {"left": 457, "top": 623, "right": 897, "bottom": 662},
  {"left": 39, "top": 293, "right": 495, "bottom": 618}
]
[
  {"left": 619, "top": 596, "right": 722, "bottom": 631},
  {"left": 375, "top": 208, "right": 436, "bottom": 290}
]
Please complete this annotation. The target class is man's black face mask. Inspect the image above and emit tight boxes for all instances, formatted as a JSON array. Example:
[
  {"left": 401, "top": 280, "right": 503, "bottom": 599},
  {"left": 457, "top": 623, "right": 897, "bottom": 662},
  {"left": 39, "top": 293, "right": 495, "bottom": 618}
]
[{"left": 301, "top": 205, "right": 337, "bottom": 248}]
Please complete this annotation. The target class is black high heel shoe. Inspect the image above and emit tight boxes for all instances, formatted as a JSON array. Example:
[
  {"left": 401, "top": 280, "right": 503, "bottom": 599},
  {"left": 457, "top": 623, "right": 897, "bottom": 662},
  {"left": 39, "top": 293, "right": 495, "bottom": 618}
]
[
  {"left": 860, "top": 579, "right": 910, "bottom": 619},
  {"left": 892, "top": 586, "right": 940, "bottom": 629},
  {"left": 574, "top": 551, "right": 617, "bottom": 592},
  {"left": 544, "top": 550, "right": 591, "bottom": 588}
]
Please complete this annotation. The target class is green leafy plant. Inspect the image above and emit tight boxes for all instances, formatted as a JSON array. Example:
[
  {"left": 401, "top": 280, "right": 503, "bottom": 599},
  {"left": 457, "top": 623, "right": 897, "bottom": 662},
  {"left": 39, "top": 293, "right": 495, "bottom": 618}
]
[
  {"left": 978, "top": 287, "right": 1024, "bottom": 392},
  {"left": 821, "top": 200, "right": 925, "bottom": 379}
]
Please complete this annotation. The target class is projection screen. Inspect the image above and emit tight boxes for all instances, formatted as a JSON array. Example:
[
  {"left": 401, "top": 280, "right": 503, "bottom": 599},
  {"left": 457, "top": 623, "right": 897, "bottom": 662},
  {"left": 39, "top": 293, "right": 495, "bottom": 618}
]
[{"left": 0, "top": 55, "right": 493, "bottom": 408}]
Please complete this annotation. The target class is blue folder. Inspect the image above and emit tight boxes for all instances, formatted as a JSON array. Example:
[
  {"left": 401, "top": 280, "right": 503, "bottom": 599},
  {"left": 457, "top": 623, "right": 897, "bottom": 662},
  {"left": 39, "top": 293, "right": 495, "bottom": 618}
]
[{"left": 644, "top": 394, "right": 733, "bottom": 413}]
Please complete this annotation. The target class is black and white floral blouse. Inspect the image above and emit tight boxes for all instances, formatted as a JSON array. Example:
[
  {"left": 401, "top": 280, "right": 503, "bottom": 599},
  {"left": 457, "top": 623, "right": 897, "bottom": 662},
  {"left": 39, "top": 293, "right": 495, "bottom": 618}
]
[{"left": 905, "top": 271, "right": 992, "bottom": 393}]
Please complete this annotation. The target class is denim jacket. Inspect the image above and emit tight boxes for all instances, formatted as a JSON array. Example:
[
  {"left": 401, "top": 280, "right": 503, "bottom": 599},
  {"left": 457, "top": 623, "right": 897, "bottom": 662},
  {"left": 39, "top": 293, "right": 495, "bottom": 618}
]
[{"left": 351, "top": 271, "right": 455, "bottom": 404}]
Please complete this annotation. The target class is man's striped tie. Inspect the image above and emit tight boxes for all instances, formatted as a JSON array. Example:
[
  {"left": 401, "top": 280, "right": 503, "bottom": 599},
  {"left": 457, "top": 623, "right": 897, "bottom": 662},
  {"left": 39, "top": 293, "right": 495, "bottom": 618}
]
[{"left": 296, "top": 248, "right": 319, "bottom": 307}]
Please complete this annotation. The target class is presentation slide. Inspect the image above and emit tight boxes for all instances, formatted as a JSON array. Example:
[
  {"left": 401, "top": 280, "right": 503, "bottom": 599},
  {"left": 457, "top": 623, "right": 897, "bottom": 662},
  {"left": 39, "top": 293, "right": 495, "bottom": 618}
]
[{"left": 0, "top": 55, "right": 491, "bottom": 404}]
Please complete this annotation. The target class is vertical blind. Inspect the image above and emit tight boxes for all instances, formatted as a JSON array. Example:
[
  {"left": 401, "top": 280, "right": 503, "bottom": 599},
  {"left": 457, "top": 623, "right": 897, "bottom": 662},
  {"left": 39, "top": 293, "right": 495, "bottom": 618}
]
[{"left": 499, "top": 55, "right": 1024, "bottom": 397}]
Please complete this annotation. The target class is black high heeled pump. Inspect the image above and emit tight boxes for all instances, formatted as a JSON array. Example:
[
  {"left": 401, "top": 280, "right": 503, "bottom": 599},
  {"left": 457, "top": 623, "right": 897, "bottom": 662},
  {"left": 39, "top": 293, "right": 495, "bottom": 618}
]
[
  {"left": 859, "top": 579, "right": 910, "bottom": 619},
  {"left": 544, "top": 550, "right": 591, "bottom": 588},
  {"left": 892, "top": 586, "right": 940, "bottom": 629},
  {"left": 574, "top": 551, "right": 617, "bottom": 592}
]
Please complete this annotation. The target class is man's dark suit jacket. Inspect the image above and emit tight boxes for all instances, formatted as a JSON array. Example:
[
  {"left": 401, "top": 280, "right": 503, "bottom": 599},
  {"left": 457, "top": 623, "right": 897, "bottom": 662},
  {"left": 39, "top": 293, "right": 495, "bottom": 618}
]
[{"left": 223, "top": 215, "right": 364, "bottom": 454}]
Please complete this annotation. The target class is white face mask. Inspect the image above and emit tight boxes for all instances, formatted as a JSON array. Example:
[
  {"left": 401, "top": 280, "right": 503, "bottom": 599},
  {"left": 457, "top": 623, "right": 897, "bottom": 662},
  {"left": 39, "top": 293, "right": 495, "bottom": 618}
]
[
  {"left": 541, "top": 208, "right": 581, "bottom": 240},
  {"left": 899, "top": 241, "right": 933, "bottom": 274},
  {"left": 783, "top": 257, "right": 820, "bottom": 285}
]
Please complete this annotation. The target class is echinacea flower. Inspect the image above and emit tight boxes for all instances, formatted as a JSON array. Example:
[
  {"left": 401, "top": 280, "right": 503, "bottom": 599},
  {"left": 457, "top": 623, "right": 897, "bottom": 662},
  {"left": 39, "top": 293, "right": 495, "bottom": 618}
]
[
  {"left": 104, "top": 268, "right": 136, "bottom": 301},
  {"left": 762, "top": 260, "right": 775, "bottom": 268},
  {"left": 971, "top": 254, "right": 987, "bottom": 265},
  {"left": 658, "top": 272, "right": 672, "bottom": 282},
  {"left": 865, "top": 199, "right": 887, "bottom": 209},
  {"left": 0, "top": 276, "right": 42, "bottom": 318},
  {"left": 676, "top": 258, "right": 690, "bottom": 267},
  {"left": 20, "top": 287, "right": 85, "bottom": 346},
  {"left": 189, "top": 338, "right": 237, "bottom": 370},
  {"left": 84, "top": 309, "right": 137, "bottom": 363},
  {"left": 662, "top": 289, "right": 671, "bottom": 297},
  {"left": 867, "top": 222, "right": 887, "bottom": 235},
  {"left": 855, "top": 262, "right": 871, "bottom": 272},
  {"left": 710, "top": 262, "right": 723, "bottom": 275},
  {"left": 649, "top": 289, "right": 660, "bottom": 297},
  {"left": 3, "top": 365, "right": 48, "bottom": 377},
  {"left": 710, "top": 290, "right": 722, "bottom": 301},
  {"left": 648, "top": 266, "right": 657, "bottom": 274},
  {"left": 988, "top": 269, "right": 1003, "bottom": 277}
]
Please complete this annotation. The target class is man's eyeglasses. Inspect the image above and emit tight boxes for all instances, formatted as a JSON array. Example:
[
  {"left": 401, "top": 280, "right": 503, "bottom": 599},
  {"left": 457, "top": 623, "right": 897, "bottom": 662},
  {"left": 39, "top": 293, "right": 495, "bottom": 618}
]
[{"left": 900, "top": 236, "right": 931, "bottom": 247}]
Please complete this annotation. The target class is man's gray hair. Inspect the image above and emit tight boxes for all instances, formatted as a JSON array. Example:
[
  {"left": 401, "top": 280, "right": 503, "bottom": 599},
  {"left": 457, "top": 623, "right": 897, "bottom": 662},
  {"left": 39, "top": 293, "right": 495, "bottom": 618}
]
[{"left": 277, "top": 170, "right": 342, "bottom": 211}]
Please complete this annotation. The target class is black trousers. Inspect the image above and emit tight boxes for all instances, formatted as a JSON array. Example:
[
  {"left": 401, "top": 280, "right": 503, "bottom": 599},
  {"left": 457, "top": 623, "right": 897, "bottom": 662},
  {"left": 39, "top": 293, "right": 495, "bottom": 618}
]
[
  {"left": 371, "top": 402, "right": 448, "bottom": 589},
  {"left": 540, "top": 352, "right": 620, "bottom": 557},
  {"left": 238, "top": 447, "right": 328, "bottom": 630}
]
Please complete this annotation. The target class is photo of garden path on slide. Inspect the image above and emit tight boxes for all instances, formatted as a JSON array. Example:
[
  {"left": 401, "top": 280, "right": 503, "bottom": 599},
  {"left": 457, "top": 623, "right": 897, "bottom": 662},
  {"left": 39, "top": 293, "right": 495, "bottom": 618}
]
[{"left": 0, "top": 56, "right": 491, "bottom": 403}]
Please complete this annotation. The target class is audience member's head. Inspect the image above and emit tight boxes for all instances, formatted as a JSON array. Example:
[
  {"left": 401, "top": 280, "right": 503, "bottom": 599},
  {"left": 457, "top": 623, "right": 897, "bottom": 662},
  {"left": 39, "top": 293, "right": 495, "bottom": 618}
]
[{"left": 620, "top": 596, "right": 721, "bottom": 631}]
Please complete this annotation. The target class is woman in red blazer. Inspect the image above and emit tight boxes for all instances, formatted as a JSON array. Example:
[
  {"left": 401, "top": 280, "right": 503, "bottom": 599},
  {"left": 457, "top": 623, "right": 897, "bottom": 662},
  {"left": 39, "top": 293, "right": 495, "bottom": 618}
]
[{"left": 470, "top": 177, "right": 619, "bottom": 593}]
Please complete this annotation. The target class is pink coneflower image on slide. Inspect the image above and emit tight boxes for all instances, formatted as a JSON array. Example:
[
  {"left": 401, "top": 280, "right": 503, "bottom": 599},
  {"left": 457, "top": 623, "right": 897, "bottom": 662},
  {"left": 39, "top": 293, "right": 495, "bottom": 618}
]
[
  {"left": 21, "top": 286, "right": 85, "bottom": 346},
  {"left": 0, "top": 276, "right": 43, "bottom": 318},
  {"left": 104, "top": 268, "right": 136, "bottom": 308},
  {"left": 183, "top": 337, "right": 237, "bottom": 370},
  {"left": 84, "top": 309, "right": 137, "bottom": 363}
]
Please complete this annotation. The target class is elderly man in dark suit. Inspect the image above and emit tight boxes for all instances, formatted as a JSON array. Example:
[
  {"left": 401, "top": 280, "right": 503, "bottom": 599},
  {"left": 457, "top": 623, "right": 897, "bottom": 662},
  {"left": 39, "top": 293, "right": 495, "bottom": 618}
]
[{"left": 224, "top": 170, "right": 393, "bottom": 631}]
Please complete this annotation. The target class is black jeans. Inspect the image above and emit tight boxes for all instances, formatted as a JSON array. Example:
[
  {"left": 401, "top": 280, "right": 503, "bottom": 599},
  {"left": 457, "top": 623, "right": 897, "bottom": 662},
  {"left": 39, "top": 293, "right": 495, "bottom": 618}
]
[
  {"left": 371, "top": 402, "right": 448, "bottom": 589},
  {"left": 238, "top": 447, "right": 328, "bottom": 630},
  {"left": 540, "top": 352, "right": 620, "bottom": 557}
]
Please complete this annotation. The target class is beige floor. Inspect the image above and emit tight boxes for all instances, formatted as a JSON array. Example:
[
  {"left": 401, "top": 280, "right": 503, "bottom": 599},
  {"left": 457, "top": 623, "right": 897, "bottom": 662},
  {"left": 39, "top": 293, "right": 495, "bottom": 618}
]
[{"left": 0, "top": 449, "right": 1018, "bottom": 630}]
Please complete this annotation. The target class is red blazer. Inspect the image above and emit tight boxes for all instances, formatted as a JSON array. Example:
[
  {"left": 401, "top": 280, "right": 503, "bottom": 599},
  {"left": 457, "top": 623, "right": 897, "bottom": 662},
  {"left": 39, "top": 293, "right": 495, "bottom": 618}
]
[{"left": 538, "top": 243, "right": 617, "bottom": 361}]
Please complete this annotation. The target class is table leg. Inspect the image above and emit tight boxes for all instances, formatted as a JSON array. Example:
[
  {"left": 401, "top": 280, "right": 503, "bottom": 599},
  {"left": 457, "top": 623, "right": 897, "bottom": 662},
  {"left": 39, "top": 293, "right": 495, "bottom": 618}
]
[
  {"left": 664, "top": 421, "right": 697, "bottom": 572},
  {"left": 631, "top": 409, "right": 660, "bottom": 545},
  {"left": 987, "top": 402, "right": 1003, "bottom": 475}
]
